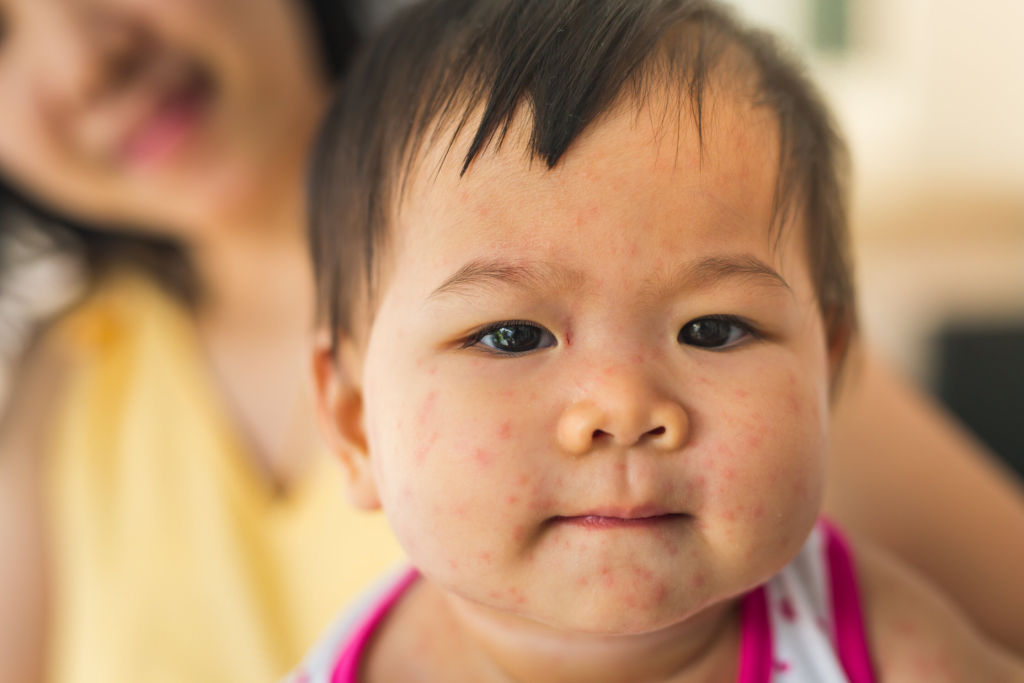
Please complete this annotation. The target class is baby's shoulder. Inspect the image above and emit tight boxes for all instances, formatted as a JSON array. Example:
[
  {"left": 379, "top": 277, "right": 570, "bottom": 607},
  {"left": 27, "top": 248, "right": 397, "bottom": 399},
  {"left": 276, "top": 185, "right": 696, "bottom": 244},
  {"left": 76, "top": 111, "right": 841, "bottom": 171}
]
[{"left": 853, "top": 537, "right": 1024, "bottom": 682}]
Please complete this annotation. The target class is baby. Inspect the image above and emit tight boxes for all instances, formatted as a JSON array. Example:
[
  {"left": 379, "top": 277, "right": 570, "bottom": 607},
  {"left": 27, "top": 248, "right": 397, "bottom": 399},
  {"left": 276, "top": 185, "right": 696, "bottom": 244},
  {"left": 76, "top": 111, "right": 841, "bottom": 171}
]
[{"left": 293, "top": 0, "right": 1024, "bottom": 680}]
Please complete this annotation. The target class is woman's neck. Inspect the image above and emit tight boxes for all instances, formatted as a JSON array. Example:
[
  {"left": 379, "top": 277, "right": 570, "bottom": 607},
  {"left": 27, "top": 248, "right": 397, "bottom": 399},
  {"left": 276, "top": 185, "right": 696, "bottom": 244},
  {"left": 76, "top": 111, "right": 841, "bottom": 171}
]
[
  {"left": 186, "top": 181, "right": 321, "bottom": 492},
  {"left": 367, "top": 580, "right": 741, "bottom": 683}
]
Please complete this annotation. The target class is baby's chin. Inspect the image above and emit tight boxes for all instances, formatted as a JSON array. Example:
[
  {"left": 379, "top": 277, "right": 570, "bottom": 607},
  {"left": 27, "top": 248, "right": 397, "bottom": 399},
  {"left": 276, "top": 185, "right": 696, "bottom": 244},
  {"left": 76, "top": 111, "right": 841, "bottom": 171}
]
[{"left": 433, "top": 557, "right": 732, "bottom": 637}]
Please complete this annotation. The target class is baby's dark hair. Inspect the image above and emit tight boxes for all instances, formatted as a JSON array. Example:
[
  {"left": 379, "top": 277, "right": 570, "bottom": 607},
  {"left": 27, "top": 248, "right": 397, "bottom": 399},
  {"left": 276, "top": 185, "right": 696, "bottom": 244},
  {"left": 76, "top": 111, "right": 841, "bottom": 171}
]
[{"left": 310, "top": 0, "right": 855, "bottom": 352}]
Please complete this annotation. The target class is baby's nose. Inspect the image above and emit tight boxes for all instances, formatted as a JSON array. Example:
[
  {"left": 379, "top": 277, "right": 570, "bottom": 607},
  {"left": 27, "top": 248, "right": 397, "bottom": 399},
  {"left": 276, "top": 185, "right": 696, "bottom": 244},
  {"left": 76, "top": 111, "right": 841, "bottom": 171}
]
[{"left": 556, "top": 375, "right": 688, "bottom": 455}]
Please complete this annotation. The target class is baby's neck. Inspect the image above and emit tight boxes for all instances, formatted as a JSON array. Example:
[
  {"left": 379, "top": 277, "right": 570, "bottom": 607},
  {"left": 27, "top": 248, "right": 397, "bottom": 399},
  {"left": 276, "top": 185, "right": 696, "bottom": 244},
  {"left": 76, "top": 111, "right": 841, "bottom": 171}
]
[{"left": 363, "top": 579, "right": 742, "bottom": 683}]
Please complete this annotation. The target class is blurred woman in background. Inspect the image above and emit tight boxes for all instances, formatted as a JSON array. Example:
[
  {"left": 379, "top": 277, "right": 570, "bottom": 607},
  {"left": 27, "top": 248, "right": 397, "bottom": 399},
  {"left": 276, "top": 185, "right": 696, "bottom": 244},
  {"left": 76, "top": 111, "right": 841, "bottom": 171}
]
[
  {"left": 0, "top": 1, "right": 404, "bottom": 682},
  {"left": 0, "top": 1, "right": 1021, "bottom": 682}
]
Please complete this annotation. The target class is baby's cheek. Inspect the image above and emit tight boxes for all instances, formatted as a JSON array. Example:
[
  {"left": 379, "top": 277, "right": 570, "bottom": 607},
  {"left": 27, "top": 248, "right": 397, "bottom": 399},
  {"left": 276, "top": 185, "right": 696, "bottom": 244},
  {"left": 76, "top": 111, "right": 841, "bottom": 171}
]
[
  {"left": 381, "top": 406, "right": 534, "bottom": 570},
  {"left": 699, "top": 376, "right": 826, "bottom": 544}
]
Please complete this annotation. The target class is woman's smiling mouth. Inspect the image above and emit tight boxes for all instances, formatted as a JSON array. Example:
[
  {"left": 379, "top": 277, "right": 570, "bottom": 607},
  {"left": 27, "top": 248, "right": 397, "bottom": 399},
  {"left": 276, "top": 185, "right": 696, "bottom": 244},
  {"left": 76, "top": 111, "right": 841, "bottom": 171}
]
[{"left": 118, "top": 67, "right": 213, "bottom": 171}]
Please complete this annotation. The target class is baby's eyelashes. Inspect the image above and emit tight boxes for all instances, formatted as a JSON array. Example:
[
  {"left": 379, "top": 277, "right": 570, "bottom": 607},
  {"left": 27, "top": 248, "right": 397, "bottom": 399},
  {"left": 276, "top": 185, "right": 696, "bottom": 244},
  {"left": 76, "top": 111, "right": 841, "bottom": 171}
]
[
  {"left": 465, "top": 321, "right": 558, "bottom": 356},
  {"left": 678, "top": 315, "right": 761, "bottom": 350},
  {"left": 459, "top": 314, "right": 762, "bottom": 357}
]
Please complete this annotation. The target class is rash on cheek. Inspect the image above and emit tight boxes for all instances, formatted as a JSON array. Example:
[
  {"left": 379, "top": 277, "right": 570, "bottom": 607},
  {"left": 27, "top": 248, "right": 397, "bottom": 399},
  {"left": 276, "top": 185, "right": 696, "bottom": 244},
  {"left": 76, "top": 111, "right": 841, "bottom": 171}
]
[{"left": 416, "top": 391, "right": 438, "bottom": 428}]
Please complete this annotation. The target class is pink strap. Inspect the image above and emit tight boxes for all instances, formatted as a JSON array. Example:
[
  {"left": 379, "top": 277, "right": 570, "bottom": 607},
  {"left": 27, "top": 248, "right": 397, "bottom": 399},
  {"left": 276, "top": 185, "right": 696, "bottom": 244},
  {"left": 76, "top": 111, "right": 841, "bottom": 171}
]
[
  {"left": 331, "top": 569, "right": 420, "bottom": 683},
  {"left": 330, "top": 572, "right": 775, "bottom": 683},
  {"left": 736, "top": 586, "right": 773, "bottom": 683},
  {"left": 823, "top": 521, "right": 877, "bottom": 683}
]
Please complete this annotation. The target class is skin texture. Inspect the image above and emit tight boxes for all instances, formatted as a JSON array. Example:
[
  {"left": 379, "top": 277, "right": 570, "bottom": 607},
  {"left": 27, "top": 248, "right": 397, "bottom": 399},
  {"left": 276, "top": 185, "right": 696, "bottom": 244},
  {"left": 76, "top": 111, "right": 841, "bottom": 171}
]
[
  {"left": 314, "top": 90, "right": 1024, "bottom": 681},
  {"left": 317, "top": 92, "right": 837, "bottom": 680}
]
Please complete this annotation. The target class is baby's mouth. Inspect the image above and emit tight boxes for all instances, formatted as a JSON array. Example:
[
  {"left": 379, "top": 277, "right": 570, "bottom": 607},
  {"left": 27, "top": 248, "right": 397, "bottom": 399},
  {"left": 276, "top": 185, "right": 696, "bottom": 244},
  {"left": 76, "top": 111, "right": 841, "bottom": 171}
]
[{"left": 550, "top": 508, "right": 690, "bottom": 530}]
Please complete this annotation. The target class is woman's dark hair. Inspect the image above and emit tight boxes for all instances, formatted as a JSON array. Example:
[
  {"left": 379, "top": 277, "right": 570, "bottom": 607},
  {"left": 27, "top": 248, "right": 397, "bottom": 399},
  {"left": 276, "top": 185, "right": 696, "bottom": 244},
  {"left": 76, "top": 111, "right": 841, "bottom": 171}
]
[
  {"left": 311, "top": 0, "right": 854, "bottom": 360},
  {"left": 0, "top": 0, "right": 364, "bottom": 304}
]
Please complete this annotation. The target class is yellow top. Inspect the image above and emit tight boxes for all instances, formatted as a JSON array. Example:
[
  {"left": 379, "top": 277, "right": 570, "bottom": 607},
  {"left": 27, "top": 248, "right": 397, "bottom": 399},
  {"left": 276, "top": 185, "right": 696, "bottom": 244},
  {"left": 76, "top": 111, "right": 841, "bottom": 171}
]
[{"left": 44, "top": 272, "right": 403, "bottom": 683}]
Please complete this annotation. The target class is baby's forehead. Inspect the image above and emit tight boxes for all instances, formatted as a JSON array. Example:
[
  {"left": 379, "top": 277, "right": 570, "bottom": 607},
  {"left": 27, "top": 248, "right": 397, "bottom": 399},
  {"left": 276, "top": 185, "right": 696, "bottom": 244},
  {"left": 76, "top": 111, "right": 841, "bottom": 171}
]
[
  {"left": 395, "top": 88, "right": 785, "bottom": 254},
  {"left": 384, "top": 90, "right": 805, "bottom": 304}
]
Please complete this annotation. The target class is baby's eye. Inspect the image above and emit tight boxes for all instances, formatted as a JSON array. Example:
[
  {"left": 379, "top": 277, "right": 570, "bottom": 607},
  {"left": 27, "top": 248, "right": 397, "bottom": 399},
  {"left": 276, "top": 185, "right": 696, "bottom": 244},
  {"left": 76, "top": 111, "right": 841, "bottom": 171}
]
[
  {"left": 473, "top": 322, "right": 557, "bottom": 355},
  {"left": 678, "top": 316, "right": 755, "bottom": 350}
]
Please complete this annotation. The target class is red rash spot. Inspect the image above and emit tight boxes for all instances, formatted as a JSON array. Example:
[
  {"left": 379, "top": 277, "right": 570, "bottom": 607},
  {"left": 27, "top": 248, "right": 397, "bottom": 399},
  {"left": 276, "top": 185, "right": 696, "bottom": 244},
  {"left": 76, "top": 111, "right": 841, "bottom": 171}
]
[
  {"left": 565, "top": 331, "right": 573, "bottom": 346},
  {"left": 631, "top": 566, "right": 654, "bottom": 581},
  {"left": 509, "top": 588, "right": 527, "bottom": 605},
  {"left": 505, "top": 494, "right": 519, "bottom": 505},
  {"left": 413, "top": 431, "right": 438, "bottom": 465},
  {"left": 417, "top": 392, "right": 437, "bottom": 428},
  {"left": 692, "top": 573, "right": 706, "bottom": 589},
  {"left": 735, "top": 389, "right": 748, "bottom": 399},
  {"left": 515, "top": 474, "right": 530, "bottom": 487},
  {"left": 472, "top": 448, "right": 491, "bottom": 467},
  {"left": 497, "top": 422, "right": 512, "bottom": 440},
  {"left": 512, "top": 525, "right": 526, "bottom": 542}
]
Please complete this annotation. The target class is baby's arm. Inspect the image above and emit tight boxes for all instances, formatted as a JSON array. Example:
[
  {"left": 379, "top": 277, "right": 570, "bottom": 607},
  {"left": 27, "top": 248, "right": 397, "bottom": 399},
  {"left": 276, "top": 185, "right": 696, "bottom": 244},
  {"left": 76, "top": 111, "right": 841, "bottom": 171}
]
[
  {"left": 825, "top": 351, "right": 1024, "bottom": 654},
  {"left": 856, "top": 538, "right": 1024, "bottom": 682}
]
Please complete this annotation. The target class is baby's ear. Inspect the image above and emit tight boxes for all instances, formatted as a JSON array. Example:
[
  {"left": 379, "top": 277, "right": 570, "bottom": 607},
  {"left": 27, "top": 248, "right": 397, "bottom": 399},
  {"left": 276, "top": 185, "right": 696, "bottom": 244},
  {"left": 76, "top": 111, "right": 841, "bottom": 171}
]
[{"left": 311, "top": 329, "right": 382, "bottom": 510}]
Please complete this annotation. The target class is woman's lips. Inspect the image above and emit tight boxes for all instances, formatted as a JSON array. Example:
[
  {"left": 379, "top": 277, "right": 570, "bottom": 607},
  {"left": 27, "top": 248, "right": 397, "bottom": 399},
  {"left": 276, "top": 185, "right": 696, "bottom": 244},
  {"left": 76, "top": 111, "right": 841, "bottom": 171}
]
[{"left": 118, "top": 71, "right": 212, "bottom": 171}]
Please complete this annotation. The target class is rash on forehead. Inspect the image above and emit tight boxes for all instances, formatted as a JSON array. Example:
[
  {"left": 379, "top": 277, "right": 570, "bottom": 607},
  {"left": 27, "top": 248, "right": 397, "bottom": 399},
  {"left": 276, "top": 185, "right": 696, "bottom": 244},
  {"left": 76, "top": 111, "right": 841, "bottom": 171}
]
[{"left": 385, "top": 83, "right": 789, "bottom": 287}]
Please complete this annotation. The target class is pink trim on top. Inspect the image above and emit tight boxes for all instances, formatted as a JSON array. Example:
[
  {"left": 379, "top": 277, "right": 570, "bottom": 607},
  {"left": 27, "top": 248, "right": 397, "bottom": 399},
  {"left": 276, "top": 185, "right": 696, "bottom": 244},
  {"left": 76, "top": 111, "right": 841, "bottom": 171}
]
[
  {"left": 331, "top": 569, "right": 420, "bottom": 683},
  {"left": 822, "top": 521, "right": 878, "bottom": 683},
  {"left": 736, "top": 586, "right": 773, "bottom": 683}
]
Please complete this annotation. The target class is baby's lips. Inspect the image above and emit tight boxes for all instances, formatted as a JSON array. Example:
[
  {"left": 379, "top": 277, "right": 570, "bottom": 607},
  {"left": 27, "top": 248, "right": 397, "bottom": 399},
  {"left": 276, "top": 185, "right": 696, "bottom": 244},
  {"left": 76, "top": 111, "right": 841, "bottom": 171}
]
[{"left": 555, "top": 503, "right": 678, "bottom": 520}]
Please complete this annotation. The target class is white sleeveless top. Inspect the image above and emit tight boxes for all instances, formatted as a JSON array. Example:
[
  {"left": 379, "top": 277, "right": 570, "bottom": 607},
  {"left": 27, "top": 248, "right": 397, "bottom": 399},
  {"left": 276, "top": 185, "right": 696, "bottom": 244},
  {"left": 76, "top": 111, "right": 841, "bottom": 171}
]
[{"left": 287, "top": 520, "right": 876, "bottom": 683}]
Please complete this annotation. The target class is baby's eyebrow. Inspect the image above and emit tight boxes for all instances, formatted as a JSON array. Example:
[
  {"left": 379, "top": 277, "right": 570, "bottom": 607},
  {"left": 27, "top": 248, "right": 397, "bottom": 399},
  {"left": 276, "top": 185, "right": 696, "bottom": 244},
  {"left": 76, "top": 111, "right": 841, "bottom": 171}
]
[
  {"left": 645, "top": 255, "right": 793, "bottom": 298},
  {"left": 429, "top": 258, "right": 585, "bottom": 301}
]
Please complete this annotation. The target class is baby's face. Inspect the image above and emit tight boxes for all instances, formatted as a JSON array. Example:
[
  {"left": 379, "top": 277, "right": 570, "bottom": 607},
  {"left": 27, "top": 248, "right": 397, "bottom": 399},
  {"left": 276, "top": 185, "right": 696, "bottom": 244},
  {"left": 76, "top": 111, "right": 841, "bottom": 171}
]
[{"left": 346, "top": 94, "right": 832, "bottom": 634}]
